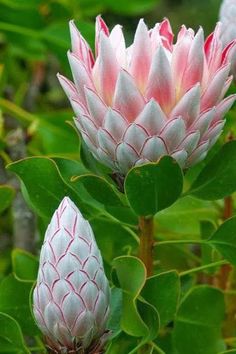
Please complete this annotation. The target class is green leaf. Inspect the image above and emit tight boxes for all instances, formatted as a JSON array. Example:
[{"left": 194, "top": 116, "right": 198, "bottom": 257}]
[
  {"left": 189, "top": 141, "right": 236, "bottom": 200},
  {"left": 0, "top": 274, "right": 38, "bottom": 336},
  {"left": 91, "top": 219, "right": 138, "bottom": 265},
  {"left": 52, "top": 157, "right": 98, "bottom": 206},
  {"left": 125, "top": 157, "right": 183, "bottom": 216},
  {"left": 208, "top": 216, "right": 236, "bottom": 266},
  {"left": 12, "top": 249, "right": 38, "bottom": 282},
  {"left": 141, "top": 271, "right": 180, "bottom": 327},
  {"left": 219, "top": 351, "right": 236, "bottom": 354},
  {"left": 112, "top": 256, "right": 159, "bottom": 340},
  {"left": 200, "top": 221, "right": 218, "bottom": 274},
  {"left": 173, "top": 286, "right": 225, "bottom": 354},
  {"left": 35, "top": 112, "right": 80, "bottom": 156},
  {"left": 73, "top": 174, "right": 123, "bottom": 207},
  {"left": 107, "top": 287, "right": 123, "bottom": 339},
  {"left": 156, "top": 196, "right": 218, "bottom": 238},
  {"left": 0, "top": 185, "right": 14, "bottom": 214},
  {"left": 0, "top": 312, "right": 29, "bottom": 353},
  {"left": 7, "top": 156, "right": 90, "bottom": 219}
]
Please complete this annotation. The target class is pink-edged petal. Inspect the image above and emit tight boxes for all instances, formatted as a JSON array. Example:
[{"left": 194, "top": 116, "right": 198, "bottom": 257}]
[
  {"left": 109, "top": 25, "right": 126, "bottom": 67},
  {"left": 135, "top": 99, "right": 167, "bottom": 135},
  {"left": 98, "top": 128, "right": 116, "bottom": 157},
  {"left": 172, "top": 26, "right": 193, "bottom": 94},
  {"left": 93, "top": 31, "right": 119, "bottom": 105},
  {"left": 95, "top": 15, "right": 109, "bottom": 56},
  {"left": 84, "top": 87, "right": 107, "bottom": 125},
  {"left": 80, "top": 115, "right": 99, "bottom": 146},
  {"left": 103, "top": 108, "right": 128, "bottom": 142},
  {"left": 69, "top": 20, "right": 94, "bottom": 70},
  {"left": 219, "top": 76, "right": 233, "bottom": 100},
  {"left": 191, "top": 107, "right": 216, "bottom": 134},
  {"left": 81, "top": 131, "right": 100, "bottom": 155},
  {"left": 140, "top": 136, "right": 167, "bottom": 161},
  {"left": 67, "top": 52, "right": 94, "bottom": 104},
  {"left": 70, "top": 98, "right": 88, "bottom": 117},
  {"left": 204, "top": 23, "right": 223, "bottom": 76},
  {"left": 160, "top": 117, "right": 186, "bottom": 152},
  {"left": 116, "top": 142, "right": 139, "bottom": 173},
  {"left": 57, "top": 74, "right": 77, "bottom": 99},
  {"left": 146, "top": 45, "right": 175, "bottom": 113},
  {"left": 171, "top": 150, "right": 188, "bottom": 167},
  {"left": 187, "top": 141, "right": 209, "bottom": 166},
  {"left": 182, "top": 27, "right": 204, "bottom": 92},
  {"left": 170, "top": 84, "right": 200, "bottom": 127},
  {"left": 178, "top": 131, "right": 200, "bottom": 154},
  {"left": 123, "top": 124, "right": 148, "bottom": 152},
  {"left": 113, "top": 70, "right": 145, "bottom": 122},
  {"left": 201, "top": 64, "right": 231, "bottom": 111},
  {"left": 215, "top": 94, "right": 236, "bottom": 120},
  {"left": 159, "top": 19, "right": 174, "bottom": 50},
  {"left": 129, "top": 19, "right": 152, "bottom": 90},
  {"left": 96, "top": 148, "right": 116, "bottom": 170},
  {"left": 202, "top": 120, "right": 225, "bottom": 142}
]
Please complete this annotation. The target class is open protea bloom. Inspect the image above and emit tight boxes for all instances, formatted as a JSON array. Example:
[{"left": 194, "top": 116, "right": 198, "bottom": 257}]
[
  {"left": 33, "top": 197, "right": 110, "bottom": 353},
  {"left": 220, "top": 0, "right": 236, "bottom": 78},
  {"left": 58, "top": 17, "right": 236, "bottom": 174}
]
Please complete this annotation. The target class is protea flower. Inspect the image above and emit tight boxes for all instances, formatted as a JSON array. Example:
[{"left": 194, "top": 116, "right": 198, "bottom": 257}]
[
  {"left": 58, "top": 17, "right": 236, "bottom": 175},
  {"left": 220, "top": 0, "right": 236, "bottom": 78},
  {"left": 33, "top": 197, "right": 110, "bottom": 353}
]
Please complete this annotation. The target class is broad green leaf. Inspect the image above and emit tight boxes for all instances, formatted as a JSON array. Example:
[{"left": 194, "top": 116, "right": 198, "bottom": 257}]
[
  {"left": 173, "top": 286, "right": 225, "bottom": 354},
  {"left": 112, "top": 256, "right": 159, "bottom": 340},
  {"left": 189, "top": 141, "right": 236, "bottom": 200},
  {"left": 105, "top": 205, "right": 138, "bottom": 225},
  {"left": 219, "top": 351, "right": 236, "bottom": 353},
  {"left": 52, "top": 157, "right": 99, "bottom": 208},
  {"left": 0, "top": 312, "right": 29, "bottom": 353},
  {"left": 125, "top": 157, "right": 183, "bottom": 216},
  {"left": 7, "top": 157, "right": 90, "bottom": 219},
  {"left": 0, "top": 274, "right": 38, "bottom": 336},
  {"left": 90, "top": 219, "right": 138, "bottom": 265},
  {"left": 0, "top": 185, "right": 14, "bottom": 213},
  {"left": 106, "top": 332, "right": 138, "bottom": 354},
  {"left": 141, "top": 271, "right": 180, "bottom": 327},
  {"left": 108, "top": 287, "right": 123, "bottom": 338},
  {"left": 12, "top": 249, "right": 38, "bottom": 281},
  {"left": 73, "top": 174, "right": 123, "bottom": 207},
  {"left": 34, "top": 112, "right": 80, "bottom": 156},
  {"left": 156, "top": 196, "right": 218, "bottom": 237},
  {"left": 208, "top": 216, "right": 236, "bottom": 266}
]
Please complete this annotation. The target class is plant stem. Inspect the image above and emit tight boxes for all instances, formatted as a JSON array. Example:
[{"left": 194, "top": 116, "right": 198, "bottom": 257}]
[
  {"left": 180, "top": 260, "right": 228, "bottom": 277},
  {"left": 155, "top": 239, "right": 206, "bottom": 246},
  {"left": 139, "top": 216, "right": 154, "bottom": 277}
]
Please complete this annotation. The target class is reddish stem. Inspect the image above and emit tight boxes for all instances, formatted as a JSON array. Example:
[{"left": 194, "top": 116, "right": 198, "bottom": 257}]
[{"left": 139, "top": 216, "right": 154, "bottom": 277}]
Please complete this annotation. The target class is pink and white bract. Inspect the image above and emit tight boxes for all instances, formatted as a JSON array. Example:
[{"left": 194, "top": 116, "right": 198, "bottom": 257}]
[
  {"left": 33, "top": 197, "right": 110, "bottom": 353},
  {"left": 58, "top": 17, "right": 236, "bottom": 174},
  {"left": 220, "top": 0, "right": 236, "bottom": 79}
]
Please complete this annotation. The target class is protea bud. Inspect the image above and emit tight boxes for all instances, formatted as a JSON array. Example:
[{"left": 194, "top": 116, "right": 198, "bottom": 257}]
[
  {"left": 219, "top": 0, "right": 236, "bottom": 79},
  {"left": 58, "top": 17, "right": 236, "bottom": 175},
  {"left": 33, "top": 197, "right": 110, "bottom": 354}
]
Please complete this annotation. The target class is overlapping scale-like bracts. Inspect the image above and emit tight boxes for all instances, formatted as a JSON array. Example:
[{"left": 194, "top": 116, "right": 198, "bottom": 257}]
[
  {"left": 220, "top": 0, "right": 236, "bottom": 79},
  {"left": 58, "top": 17, "right": 236, "bottom": 174},
  {"left": 33, "top": 197, "right": 110, "bottom": 353}
]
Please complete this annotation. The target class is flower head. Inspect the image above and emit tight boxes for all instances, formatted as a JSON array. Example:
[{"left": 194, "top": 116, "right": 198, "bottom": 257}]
[
  {"left": 33, "top": 197, "right": 110, "bottom": 353},
  {"left": 220, "top": 0, "right": 236, "bottom": 79},
  {"left": 58, "top": 17, "right": 236, "bottom": 174}
]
